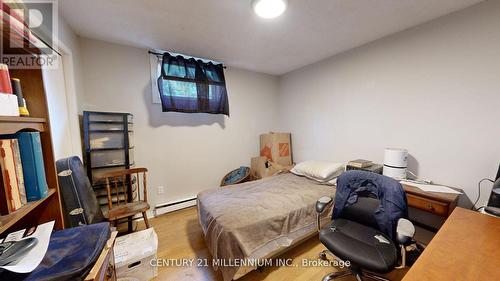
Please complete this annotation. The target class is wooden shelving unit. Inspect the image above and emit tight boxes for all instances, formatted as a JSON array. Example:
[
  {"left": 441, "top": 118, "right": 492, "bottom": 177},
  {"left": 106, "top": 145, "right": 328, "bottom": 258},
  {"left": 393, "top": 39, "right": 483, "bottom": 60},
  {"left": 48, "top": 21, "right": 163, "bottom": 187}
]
[
  {"left": 0, "top": 116, "right": 47, "bottom": 134},
  {"left": 0, "top": 69, "right": 65, "bottom": 237},
  {"left": 0, "top": 74, "right": 64, "bottom": 238},
  {"left": 0, "top": 8, "right": 64, "bottom": 237},
  {"left": 0, "top": 189, "right": 56, "bottom": 233}
]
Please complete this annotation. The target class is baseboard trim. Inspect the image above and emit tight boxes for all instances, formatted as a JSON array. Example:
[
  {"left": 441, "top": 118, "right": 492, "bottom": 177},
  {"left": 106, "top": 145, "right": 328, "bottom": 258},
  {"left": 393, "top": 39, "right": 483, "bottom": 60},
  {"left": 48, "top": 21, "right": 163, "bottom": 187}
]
[{"left": 154, "top": 197, "right": 197, "bottom": 217}]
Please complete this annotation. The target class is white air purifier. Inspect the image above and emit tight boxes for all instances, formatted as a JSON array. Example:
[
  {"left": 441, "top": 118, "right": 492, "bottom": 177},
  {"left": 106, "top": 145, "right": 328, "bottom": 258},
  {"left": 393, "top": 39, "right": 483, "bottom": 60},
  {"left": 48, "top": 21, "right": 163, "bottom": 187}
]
[{"left": 383, "top": 148, "right": 408, "bottom": 180}]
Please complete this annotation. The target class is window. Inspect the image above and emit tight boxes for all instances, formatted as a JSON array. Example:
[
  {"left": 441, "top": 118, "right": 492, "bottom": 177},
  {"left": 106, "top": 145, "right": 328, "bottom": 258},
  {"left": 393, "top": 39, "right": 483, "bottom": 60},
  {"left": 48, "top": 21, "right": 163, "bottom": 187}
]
[{"left": 155, "top": 52, "right": 229, "bottom": 116}]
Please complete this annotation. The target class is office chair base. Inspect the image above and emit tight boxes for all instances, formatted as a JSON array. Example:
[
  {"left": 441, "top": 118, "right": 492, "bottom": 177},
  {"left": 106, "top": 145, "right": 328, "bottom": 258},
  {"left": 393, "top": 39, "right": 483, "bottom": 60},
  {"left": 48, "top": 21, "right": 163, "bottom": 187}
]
[
  {"left": 321, "top": 269, "right": 389, "bottom": 281},
  {"left": 319, "top": 249, "right": 338, "bottom": 261},
  {"left": 362, "top": 272, "right": 390, "bottom": 281},
  {"left": 321, "top": 270, "right": 353, "bottom": 281}
]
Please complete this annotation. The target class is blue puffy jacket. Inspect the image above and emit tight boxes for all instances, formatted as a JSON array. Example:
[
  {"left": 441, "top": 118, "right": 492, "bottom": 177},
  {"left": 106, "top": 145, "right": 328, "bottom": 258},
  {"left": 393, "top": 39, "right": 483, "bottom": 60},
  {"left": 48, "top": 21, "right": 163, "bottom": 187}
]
[{"left": 332, "top": 170, "right": 408, "bottom": 241}]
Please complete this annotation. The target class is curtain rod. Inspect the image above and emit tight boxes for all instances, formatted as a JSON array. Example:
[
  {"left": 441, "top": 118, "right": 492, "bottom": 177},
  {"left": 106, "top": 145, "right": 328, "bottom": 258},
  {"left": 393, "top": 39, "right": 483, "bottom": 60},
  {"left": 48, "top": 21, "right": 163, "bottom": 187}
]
[{"left": 148, "top": 50, "right": 226, "bottom": 69}]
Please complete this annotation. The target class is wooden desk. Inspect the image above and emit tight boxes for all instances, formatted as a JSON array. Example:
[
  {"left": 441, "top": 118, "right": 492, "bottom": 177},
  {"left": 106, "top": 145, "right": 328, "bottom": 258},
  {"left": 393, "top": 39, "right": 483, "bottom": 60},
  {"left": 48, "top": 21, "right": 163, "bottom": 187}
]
[
  {"left": 329, "top": 182, "right": 459, "bottom": 224},
  {"left": 402, "top": 208, "right": 500, "bottom": 281},
  {"left": 403, "top": 184, "right": 459, "bottom": 229}
]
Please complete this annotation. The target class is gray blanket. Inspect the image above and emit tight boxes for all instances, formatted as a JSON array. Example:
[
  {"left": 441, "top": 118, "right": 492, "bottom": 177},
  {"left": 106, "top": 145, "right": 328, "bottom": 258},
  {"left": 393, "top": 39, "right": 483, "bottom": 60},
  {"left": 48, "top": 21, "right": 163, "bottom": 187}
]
[{"left": 197, "top": 173, "right": 335, "bottom": 281}]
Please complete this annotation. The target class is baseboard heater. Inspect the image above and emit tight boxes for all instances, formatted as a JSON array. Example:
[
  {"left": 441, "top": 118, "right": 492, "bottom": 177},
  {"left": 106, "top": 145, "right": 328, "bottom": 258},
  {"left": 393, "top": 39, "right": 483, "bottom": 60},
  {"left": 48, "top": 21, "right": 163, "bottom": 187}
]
[{"left": 154, "top": 197, "right": 197, "bottom": 217}]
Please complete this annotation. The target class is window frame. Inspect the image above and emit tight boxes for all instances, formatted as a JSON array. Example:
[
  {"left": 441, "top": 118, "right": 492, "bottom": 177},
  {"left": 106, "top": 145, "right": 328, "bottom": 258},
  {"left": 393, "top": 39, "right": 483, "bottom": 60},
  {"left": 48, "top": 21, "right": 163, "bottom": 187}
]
[
  {"left": 149, "top": 53, "right": 226, "bottom": 104},
  {"left": 149, "top": 54, "right": 162, "bottom": 104}
]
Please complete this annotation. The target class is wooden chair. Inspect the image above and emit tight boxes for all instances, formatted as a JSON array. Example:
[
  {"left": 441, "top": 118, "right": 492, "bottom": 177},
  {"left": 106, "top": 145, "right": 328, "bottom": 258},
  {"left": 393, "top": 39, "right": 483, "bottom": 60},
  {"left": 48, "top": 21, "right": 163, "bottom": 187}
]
[{"left": 100, "top": 168, "right": 150, "bottom": 229}]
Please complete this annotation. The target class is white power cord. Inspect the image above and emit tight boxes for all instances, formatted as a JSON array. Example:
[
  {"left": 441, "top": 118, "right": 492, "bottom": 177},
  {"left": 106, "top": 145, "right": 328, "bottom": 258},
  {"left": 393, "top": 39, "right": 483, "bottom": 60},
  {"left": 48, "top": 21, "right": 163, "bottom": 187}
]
[{"left": 405, "top": 170, "right": 432, "bottom": 184}]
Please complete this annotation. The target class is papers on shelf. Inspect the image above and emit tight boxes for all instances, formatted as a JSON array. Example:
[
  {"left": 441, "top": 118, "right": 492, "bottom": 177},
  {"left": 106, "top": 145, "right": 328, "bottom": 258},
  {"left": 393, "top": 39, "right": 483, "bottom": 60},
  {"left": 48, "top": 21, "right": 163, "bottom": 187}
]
[
  {"left": 401, "top": 181, "right": 462, "bottom": 194},
  {"left": 0, "top": 93, "right": 20, "bottom": 116},
  {"left": 0, "top": 221, "right": 54, "bottom": 273}
]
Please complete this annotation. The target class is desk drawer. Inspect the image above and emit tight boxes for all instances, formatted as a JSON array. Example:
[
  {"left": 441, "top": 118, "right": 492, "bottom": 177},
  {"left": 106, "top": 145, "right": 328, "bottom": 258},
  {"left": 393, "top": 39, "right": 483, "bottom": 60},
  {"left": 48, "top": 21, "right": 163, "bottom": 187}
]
[{"left": 407, "top": 194, "right": 449, "bottom": 217}]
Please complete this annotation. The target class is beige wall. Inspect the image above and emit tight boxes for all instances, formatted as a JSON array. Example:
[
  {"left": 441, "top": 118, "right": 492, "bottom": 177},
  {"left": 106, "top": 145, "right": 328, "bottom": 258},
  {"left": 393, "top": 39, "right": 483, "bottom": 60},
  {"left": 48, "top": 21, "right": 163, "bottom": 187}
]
[
  {"left": 278, "top": 0, "right": 500, "bottom": 207},
  {"left": 71, "top": 1, "right": 500, "bottom": 210},
  {"left": 43, "top": 14, "right": 84, "bottom": 160},
  {"left": 79, "top": 38, "right": 279, "bottom": 208}
]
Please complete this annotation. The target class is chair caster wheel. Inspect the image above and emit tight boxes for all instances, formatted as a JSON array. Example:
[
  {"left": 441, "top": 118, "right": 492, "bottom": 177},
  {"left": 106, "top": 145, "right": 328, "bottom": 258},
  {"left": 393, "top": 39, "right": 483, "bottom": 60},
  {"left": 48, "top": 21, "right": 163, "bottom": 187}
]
[{"left": 319, "top": 252, "right": 327, "bottom": 260}]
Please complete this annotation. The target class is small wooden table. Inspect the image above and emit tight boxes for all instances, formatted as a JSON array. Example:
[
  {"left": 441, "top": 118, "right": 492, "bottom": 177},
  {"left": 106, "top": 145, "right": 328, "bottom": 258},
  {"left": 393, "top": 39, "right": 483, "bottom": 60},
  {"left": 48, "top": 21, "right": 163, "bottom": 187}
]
[
  {"left": 402, "top": 207, "right": 500, "bottom": 281},
  {"left": 402, "top": 184, "right": 459, "bottom": 231}
]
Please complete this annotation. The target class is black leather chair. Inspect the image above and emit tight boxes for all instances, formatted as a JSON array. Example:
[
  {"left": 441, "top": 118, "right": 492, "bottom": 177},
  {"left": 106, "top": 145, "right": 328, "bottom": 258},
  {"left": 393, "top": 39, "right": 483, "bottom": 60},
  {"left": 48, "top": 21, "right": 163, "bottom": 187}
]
[{"left": 315, "top": 171, "right": 415, "bottom": 281}]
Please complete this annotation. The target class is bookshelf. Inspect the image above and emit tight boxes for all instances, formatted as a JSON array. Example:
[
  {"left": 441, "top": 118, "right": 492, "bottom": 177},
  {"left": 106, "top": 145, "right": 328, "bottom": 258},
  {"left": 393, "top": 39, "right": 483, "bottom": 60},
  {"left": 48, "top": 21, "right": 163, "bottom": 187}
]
[
  {"left": 0, "top": 116, "right": 47, "bottom": 134},
  {"left": 0, "top": 5, "right": 64, "bottom": 236},
  {"left": 83, "top": 111, "right": 136, "bottom": 232},
  {"left": 0, "top": 69, "right": 64, "bottom": 237},
  {"left": 0, "top": 189, "right": 56, "bottom": 231},
  {"left": 0, "top": 68, "right": 65, "bottom": 236}
]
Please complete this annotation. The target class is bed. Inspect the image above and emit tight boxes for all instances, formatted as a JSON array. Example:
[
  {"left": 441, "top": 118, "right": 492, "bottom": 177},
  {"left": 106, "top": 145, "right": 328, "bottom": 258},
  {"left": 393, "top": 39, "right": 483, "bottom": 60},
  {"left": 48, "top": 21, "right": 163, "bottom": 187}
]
[{"left": 197, "top": 172, "right": 336, "bottom": 281}]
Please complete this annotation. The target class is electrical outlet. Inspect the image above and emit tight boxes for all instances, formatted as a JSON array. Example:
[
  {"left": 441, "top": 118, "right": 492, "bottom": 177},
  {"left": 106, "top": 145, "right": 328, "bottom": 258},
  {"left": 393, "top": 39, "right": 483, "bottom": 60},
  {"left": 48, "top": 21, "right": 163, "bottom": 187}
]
[{"left": 158, "top": 186, "right": 165, "bottom": 194}]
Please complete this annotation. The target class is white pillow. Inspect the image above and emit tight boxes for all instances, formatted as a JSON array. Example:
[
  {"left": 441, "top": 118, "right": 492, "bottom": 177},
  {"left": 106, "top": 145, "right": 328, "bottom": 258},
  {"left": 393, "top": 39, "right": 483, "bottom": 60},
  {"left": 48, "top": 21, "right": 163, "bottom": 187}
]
[{"left": 290, "top": 161, "right": 344, "bottom": 182}]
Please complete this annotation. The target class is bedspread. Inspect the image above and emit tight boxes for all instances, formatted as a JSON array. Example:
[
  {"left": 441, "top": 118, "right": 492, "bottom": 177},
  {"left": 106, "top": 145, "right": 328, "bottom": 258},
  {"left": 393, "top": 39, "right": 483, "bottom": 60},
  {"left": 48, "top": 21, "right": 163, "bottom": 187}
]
[{"left": 197, "top": 173, "right": 335, "bottom": 280}]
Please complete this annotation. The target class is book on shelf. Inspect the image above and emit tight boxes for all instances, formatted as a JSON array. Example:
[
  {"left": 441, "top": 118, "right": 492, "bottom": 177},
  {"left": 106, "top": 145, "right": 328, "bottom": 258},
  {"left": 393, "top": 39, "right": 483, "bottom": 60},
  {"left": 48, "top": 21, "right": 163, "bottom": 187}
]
[
  {"left": 0, "top": 132, "right": 49, "bottom": 206},
  {"left": 0, "top": 63, "right": 13, "bottom": 94},
  {"left": 0, "top": 139, "right": 24, "bottom": 213},
  {"left": 346, "top": 163, "right": 383, "bottom": 174},
  {"left": 11, "top": 77, "right": 30, "bottom": 116},
  {"left": 0, "top": 63, "right": 21, "bottom": 117},
  {"left": 347, "top": 159, "right": 373, "bottom": 168},
  {"left": 17, "top": 132, "right": 49, "bottom": 202},
  {"left": 12, "top": 140, "right": 27, "bottom": 205}
]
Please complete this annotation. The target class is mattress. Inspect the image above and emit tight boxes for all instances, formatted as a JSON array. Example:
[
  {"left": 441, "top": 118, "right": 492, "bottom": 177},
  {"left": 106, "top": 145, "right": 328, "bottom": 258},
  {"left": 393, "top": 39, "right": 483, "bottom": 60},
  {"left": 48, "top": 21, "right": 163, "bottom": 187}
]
[{"left": 197, "top": 173, "right": 335, "bottom": 281}]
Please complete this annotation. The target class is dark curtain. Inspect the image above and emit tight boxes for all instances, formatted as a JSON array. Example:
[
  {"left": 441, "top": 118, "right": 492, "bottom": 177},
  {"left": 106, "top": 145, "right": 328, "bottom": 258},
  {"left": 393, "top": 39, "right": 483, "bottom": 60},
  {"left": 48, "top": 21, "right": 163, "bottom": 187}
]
[{"left": 157, "top": 53, "right": 229, "bottom": 116}]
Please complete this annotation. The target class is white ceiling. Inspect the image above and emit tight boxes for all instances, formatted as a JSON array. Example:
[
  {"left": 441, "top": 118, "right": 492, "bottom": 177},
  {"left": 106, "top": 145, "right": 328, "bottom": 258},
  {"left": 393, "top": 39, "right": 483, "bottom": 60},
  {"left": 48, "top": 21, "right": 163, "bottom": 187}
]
[{"left": 60, "top": 0, "right": 483, "bottom": 75}]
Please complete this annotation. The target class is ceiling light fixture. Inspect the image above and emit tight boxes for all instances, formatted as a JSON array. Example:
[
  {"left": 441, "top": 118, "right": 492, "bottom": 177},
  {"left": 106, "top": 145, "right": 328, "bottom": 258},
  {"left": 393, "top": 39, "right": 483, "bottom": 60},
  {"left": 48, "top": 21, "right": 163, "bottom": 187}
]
[{"left": 252, "top": 0, "right": 288, "bottom": 19}]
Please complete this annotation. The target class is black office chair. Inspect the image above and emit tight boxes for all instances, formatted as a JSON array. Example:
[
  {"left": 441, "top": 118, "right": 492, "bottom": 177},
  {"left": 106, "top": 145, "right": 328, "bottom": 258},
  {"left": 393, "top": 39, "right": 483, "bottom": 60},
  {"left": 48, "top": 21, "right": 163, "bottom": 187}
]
[{"left": 315, "top": 171, "right": 415, "bottom": 281}]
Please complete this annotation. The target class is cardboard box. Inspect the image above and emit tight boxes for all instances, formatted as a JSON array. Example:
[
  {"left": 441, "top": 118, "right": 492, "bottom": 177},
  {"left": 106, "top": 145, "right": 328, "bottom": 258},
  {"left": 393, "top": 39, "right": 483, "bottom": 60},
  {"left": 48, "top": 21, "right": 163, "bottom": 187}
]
[
  {"left": 251, "top": 156, "right": 278, "bottom": 179},
  {"left": 251, "top": 156, "right": 295, "bottom": 179},
  {"left": 260, "top": 132, "right": 292, "bottom": 166},
  {"left": 115, "top": 228, "right": 158, "bottom": 281},
  {"left": 0, "top": 93, "right": 20, "bottom": 116}
]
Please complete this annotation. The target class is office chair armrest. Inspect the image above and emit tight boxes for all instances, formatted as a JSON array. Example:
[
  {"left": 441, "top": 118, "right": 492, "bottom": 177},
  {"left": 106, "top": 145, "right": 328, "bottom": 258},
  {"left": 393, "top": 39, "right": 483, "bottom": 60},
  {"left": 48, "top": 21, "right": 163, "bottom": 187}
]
[
  {"left": 396, "top": 218, "right": 415, "bottom": 245},
  {"left": 316, "top": 196, "right": 333, "bottom": 213},
  {"left": 395, "top": 218, "right": 416, "bottom": 269},
  {"left": 316, "top": 196, "right": 333, "bottom": 231}
]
